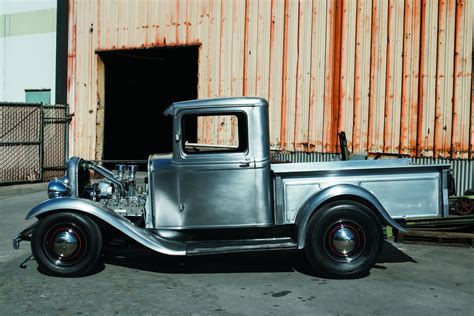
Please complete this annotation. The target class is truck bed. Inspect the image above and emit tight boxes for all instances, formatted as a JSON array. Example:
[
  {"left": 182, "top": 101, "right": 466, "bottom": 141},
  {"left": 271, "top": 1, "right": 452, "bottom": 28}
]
[{"left": 271, "top": 159, "right": 451, "bottom": 225}]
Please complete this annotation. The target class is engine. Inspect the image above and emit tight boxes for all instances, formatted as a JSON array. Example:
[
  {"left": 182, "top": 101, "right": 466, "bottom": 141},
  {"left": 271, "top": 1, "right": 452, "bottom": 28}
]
[
  {"left": 47, "top": 158, "right": 148, "bottom": 222},
  {"left": 86, "top": 164, "right": 146, "bottom": 218}
]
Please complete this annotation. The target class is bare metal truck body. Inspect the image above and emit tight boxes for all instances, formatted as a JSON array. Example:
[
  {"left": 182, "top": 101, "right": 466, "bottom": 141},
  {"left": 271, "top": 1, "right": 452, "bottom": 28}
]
[{"left": 13, "top": 97, "right": 451, "bottom": 278}]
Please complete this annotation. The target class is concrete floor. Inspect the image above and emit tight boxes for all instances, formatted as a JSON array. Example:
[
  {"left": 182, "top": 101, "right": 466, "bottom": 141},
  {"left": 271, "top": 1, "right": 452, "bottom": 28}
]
[{"left": 1, "top": 183, "right": 473, "bottom": 315}]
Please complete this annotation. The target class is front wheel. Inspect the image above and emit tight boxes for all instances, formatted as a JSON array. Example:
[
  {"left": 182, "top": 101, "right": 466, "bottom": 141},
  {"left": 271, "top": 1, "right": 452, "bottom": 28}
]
[
  {"left": 31, "top": 212, "right": 102, "bottom": 277},
  {"left": 305, "top": 200, "right": 383, "bottom": 278}
]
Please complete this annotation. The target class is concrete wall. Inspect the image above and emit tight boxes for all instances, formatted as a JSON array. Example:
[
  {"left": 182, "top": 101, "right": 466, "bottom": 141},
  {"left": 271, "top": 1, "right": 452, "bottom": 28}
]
[{"left": 0, "top": 0, "right": 56, "bottom": 102}]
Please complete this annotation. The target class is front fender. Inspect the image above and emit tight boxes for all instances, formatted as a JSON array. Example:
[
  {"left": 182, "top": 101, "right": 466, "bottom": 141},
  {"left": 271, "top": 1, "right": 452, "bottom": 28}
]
[
  {"left": 26, "top": 198, "right": 186, "bottom": 256},
  {"left": 295, "top": 184, "right": 407, "bottom": 249}
]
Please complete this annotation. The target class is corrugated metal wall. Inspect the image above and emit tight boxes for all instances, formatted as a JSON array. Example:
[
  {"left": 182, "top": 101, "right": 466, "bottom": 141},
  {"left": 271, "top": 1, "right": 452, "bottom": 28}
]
[{"left": 67, "top": 0, "right": 473, "bottom": 160}]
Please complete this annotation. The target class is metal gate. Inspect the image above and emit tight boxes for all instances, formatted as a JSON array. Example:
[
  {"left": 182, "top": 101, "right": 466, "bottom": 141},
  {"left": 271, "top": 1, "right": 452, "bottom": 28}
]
[{"left": 0, "top": 103, "right": 69, "bottom": 185}]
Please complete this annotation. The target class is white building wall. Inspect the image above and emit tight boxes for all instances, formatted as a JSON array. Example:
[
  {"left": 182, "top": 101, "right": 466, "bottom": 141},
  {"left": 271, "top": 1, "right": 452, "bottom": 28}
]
[{"left": 0, "top": 0, "right": 56, "bottom": 102}]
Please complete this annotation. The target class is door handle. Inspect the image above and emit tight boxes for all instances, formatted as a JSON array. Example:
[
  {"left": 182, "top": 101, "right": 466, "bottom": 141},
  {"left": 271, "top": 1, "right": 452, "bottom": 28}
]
[{"left": 239, "top": 161, "right": 250, "bottom": 167}]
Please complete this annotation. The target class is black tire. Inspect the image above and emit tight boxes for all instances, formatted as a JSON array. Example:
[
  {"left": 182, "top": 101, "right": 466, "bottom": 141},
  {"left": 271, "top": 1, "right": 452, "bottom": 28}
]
[
  {"left": 31, "top": 212, "right": 102, "bottom": 277},
  {"left": 305, "top": 200, "right": 383, "bottom": 278}
]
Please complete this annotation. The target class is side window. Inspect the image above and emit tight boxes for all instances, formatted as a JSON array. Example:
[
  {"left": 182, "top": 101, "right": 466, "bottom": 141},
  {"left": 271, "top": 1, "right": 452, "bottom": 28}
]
[
  {"left": 25, "top": 89, "right": 51, "bottom": 104},
  {"left": 182, "top": 112, "right": 248, "bottom": 154}
]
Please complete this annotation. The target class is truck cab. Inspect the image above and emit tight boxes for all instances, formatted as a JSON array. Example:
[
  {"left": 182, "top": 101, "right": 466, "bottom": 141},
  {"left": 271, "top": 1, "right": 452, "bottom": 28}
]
[{"left": 151, "top": 98, "right": 272, "bottom": 229}]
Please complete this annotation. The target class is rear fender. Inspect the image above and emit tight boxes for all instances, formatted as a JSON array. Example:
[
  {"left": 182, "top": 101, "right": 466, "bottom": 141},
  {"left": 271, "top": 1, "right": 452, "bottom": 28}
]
[
  {"left": 295, "top": 184, "right": 407, "bottom": 249},
  {"left": 26, "top": 198, "right": 185, "bottom": 255}
]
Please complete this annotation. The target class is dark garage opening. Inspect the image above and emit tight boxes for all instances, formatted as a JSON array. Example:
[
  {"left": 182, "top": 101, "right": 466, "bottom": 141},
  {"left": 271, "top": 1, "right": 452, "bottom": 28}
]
[{"left": 99, "top": 46, "right": 199, "bottom": 165}]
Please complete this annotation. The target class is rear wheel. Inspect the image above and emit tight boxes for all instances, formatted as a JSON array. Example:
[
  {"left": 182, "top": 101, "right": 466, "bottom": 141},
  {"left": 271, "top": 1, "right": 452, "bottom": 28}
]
[
  {"left": 454, "top": 198, "right": 473, "bottom": 215},
  {"left": 305, "top": 200, "right": 383, "bottom": 278},
  {"left": 31, "top": 212, "right": 102, "bottom": 277}
]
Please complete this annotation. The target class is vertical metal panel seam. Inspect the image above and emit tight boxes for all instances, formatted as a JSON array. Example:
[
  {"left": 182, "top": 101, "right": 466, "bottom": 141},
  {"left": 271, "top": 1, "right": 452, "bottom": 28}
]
[
  {"left": 367, "top": 0, "right": 376, "bottom": 153},
  {"left": 416, "top": 0, "right": 426, "bottom": 157},
  {"left": 307, "top": 0, "right": 315, "bottom": 151},
  {"left": 352, "top": 0, "right": 362, "bottom": 152},
  {"left": 383, "top": 0, "right": 392, "bottom": 154},
  {"left": 293, "top": 0, "right": 301, "bottom": 150},
  {"left": 433, "top": 0, "right": 442, "bottom": 158},
  {"left": 398, "top": 0, "right": 408, "bottom": 155},
  {"left": 243, "top": 0, "right": 249, "bottom": 96},
  {"left": 367, "top": 0, "right": 374, "bottom": 153},
  {"left": 267, "top": 0, "right": 275, "bottom": 101},
  {"left": 450, "top": 0, "right": 459, "bottom": 159},
  {"left": 280, "top": 0, "right": 289, "bottom": 149},
  {"left": 469, "top": 0, "right": 473, "bottom": 160},
  {"left": 267, "top": 0, "right": 276, "bottom": 148},
  {"left": 326, "top": 0, "right": 343, "bottom": 153}
]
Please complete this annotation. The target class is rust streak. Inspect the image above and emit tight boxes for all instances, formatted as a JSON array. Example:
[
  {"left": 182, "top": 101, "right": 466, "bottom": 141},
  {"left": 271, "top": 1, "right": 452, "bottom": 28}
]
[
  {"left": 144, "top": 0, "right": 149, "bottom": 47},
  {"left": 399, "top": 0, "right": 411, "bottom": 155},
  {"left": 207, "top": 0, "right": 213, "bottom": 99},
  {"left": 280, "top": 0, "right": 290, "bottom": 149},
  {"left": 352, "top": 0, "right": 362, "bottom": 152},
  {"left": 267, "top": 0, "right": 276, "bottom": 148},
  {"left": 293, "top": 0, "right": 302, "bottom": 151},
  {"left": 451, "top": 0, "right": 462, "bottom": 158},
  {"left": 408, "top": 0, "right": 421, "bottom": 156},
  {"left": 185, "top": 0, "right": 190, "bottom": 44},
  {"left": 324, "top": 0, "right": 334, "bottom": 153},
  {"left": 416, "top": 0, "right": 427, "bottom": 157},
  {"left": 383, "top": 0, "right": 393, "bottom": 153},
  {"left": 242, "top": 0, "right": 249, "bottom": 96},
  {"left": 217, "top": 0, "right": 225, "bottom": 143},
  {"left": 337, "top": 0, "right": 346, "bottom": 145},
  {"left": 433, "top": 0, "right": 445, "bottom": 158},
  {"left": 175, "top": 0, "right": 180, "bottom": 44},
  {"left": 267, "top": 0, "right": 275, "bottom": 107},
  {"left": 219, "top": 0, "right": 224, "bottom": 97},
  {"left": 230, "top": 0, "right": 238, "bottom": 97},
  {"left": 471, "top": 58, "right": 474, "bottom": 159},
  {"left": 368, "top": 0, "right": 379, "bottom": 154},
  {"left": 323, "top": 0, "right": 342, "bottom": 153},
  {"left": 308, "top": 0, "right": 318, "bottom": 151},
  {"left": 97, "top": 0, "right": 100, "bottom": 49},
  {"left": 331, "top": 0, "right": 343, "bottom": 153}
]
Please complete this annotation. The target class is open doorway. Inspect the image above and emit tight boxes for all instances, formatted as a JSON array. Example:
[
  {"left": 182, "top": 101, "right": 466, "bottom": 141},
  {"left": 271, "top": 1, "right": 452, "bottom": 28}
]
[{"left": 99, "top": 46, "right": 199, "bottom": 163}]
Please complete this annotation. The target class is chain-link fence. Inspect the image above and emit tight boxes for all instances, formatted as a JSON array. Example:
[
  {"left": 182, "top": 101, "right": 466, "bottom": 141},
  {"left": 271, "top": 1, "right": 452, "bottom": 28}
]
[{"left": 0, "top": 103, "right": 69, "bottom": 185}]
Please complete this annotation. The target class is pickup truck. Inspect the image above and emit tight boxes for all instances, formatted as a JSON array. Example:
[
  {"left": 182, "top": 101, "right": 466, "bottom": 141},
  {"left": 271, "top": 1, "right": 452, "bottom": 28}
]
[{"left": 13, "top": 97, "right": 452, "bottom": 278}]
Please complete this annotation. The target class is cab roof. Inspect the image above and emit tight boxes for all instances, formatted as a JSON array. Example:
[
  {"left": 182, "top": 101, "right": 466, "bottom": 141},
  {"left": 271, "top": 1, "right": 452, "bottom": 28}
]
[{"left": 163, "top": 97, "right": 268, "bottom": 117}]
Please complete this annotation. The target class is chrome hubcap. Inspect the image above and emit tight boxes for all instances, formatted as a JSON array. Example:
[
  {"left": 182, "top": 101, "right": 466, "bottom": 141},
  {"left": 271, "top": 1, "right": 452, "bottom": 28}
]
[
  {"left": 325, "top": 221, "right": 365, "bottom": 262},
  {"left": 52, "top": 230, "right": 79, "bottom": 257},
  {"left": 331, "top": 226, "right": 356, "bottom": 255}
]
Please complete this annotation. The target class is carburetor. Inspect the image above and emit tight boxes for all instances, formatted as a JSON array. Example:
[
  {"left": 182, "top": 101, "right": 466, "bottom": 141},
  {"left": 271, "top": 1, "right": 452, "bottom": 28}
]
[{"left": 89, "top": 164, "right": 146, "bottom": 218}]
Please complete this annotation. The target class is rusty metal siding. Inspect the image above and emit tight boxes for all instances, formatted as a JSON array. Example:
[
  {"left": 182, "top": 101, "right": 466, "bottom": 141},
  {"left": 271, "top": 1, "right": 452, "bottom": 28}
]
[
  {"left": 338, "top": 0, "right": 357, "bottom": 152},
  {"left": 308, "top": 0, "right": 327, "bottom": 153},
  {"left": 434, "top": 0, "right": 456, "bottom": 158},
  {"left": 400, "top": 0, "right": 421, "bottom": 156},
  {"left": 353, "top": 0, "right": 373, "bottom": 154},
  {"left": 68, "top": 0, "right": 473, "bottom": 160},
  {"left": 417, "top": 0, "right": 438, "bottom": 157},
  {"left": 368, "top": 0, "right": 389, "bottom": 154},
  {"left": 384, "top": 0, "right": 404, "bottom": 155}
]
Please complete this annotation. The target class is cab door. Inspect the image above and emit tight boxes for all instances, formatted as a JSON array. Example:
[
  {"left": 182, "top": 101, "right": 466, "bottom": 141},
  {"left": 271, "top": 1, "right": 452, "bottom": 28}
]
[{"left": 175, "top": 109, "right": 266, "bottom": 228}]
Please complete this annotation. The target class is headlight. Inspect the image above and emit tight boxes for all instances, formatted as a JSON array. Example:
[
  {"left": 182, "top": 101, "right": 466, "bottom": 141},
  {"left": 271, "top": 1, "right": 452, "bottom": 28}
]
[{"left": 48, "top": 178, "right": 70, "bottom": 199}]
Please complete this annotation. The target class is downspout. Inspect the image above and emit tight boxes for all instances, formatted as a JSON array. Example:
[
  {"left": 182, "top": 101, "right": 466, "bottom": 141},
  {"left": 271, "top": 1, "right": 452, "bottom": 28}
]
[{"left": 55, "top": 0, "right": 68, "bottom": 105}]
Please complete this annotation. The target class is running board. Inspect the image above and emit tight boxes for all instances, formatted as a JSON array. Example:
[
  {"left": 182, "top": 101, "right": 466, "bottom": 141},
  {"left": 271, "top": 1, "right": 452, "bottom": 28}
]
[{"left": 186, "top": 237, "right": 298, "bottom": 256}]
